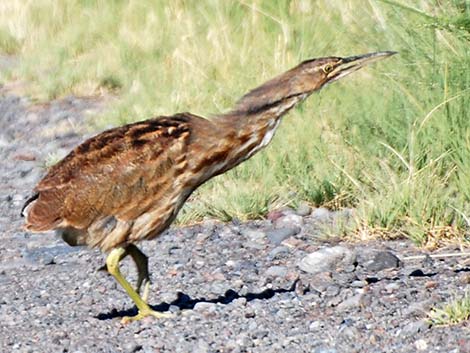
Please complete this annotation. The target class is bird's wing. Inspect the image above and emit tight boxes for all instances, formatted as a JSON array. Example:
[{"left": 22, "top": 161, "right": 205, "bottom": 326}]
[{"left": 23, "top": 113, "right": 197, "bottom": 232}]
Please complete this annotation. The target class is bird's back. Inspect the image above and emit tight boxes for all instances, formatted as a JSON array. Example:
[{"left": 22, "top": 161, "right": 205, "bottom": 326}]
[{"left": 23, "top": 112, "right": 212, "bottom": 251}]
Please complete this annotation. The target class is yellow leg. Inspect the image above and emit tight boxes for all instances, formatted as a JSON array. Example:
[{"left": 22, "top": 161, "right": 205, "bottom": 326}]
[
  {"left": 106, "top": 246, "right": 172, "bottom": 323},
  {"left": 127, "top": 244, "right": 151, "bottom": 302}
]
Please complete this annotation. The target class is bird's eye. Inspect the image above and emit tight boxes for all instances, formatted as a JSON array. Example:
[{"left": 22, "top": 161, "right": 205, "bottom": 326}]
[{"left": 323, "top": 64, "right": 334, "bottom": 74}]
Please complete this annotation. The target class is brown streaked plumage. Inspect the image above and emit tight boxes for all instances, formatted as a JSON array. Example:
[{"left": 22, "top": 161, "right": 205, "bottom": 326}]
[{"left": 22, "top": 51, "right": 396, "bottom": 322}]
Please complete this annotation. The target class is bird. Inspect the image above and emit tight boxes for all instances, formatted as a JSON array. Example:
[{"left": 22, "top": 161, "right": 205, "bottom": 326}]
[{"left": 22, "top": 51, "right": 396, "bottom": 322}]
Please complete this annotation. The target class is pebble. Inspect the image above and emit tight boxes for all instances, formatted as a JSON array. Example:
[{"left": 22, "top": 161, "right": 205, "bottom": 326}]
[
  {"left": 232, "top": 297, "right": 247, "bottom": 307},
  {"left": 296, "top": 203, "right": 312, "bottom": 216},
  {"left": 210, "top": 281, "right": 226, "bottom": 294},
  {"left": 401, "top": 320, "right": 431, "bottom": 337},
  {"left": 326, "top": 296, "right": 342, "bottom": 307},
  {"left": 366, "top": 251, "right": 401, "bottom": 271},
  {"left": 350, "top": 280, "right": 367, "bottom": 288},
  {"left": 299, "top": 246, "right": 356, "bottom": 274},
  {"left": 241, "top": 229, "right": 266, "bottom": 242},
  {"left": 415, "top": 339, "right": 428, "bottom": 351},
  {"left": 266, "top": 210, "right": 284, "bottom": 221},
  {"left": 309, "top": 321, "right": 323, "bottom": 330},
  {"left": 311, "top": 207, "right": 331, "bottom": 221},
  {"left": 266, "top": 227, "right": 299, "bottom": 245},
  {"left": 385, "top": 282, "right": 400, "bottom": 292},
  {"left": 274, "top": 214, "right": 304, "bottom": 229},
  {"left": 267, "top": 246, "right": 289, "bottom": 260},
  {"left": 337, "top": 293, "right": 364, "bottom": 311},
  {"left": 244, "top": 240, "right": 265, "bottom": 250},
  {"left": 425, "top": 280, "right": 438, "bottom": 289},
  {"left": 265, "top": 266, "right": 288, "bottom": 278},
  {"left": 460, "top": 273, "right": 470, "bottom": 284},
  {"left": 403, "top": 300, "right": 433, "bottom": 317},
  {"left": 325, "top": 285, "right": 340, "bottom": 297},
  {"left": 169, "top": 305, "right": 180, "bottom": 313},
  {"left": 244, "top": 308, "right": 256, "bottom": 318},
  {"left": 159, "top": 291, "right": 176, "bottom": 303},
  {"left": 193, "top": 302, "right": 217, "bottom": 313}
]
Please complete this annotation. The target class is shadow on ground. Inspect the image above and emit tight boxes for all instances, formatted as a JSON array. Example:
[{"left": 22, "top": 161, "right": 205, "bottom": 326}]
[{"left": 96, "top": 280, "right": 299, "bottom": 320}]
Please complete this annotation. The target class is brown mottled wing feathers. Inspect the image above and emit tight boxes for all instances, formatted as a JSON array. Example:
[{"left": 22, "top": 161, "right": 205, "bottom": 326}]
[{"left": 25, "top": 113, "right": 194, "bottom": 234}]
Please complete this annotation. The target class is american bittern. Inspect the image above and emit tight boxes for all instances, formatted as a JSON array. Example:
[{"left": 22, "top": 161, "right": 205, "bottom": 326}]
[{"left": 22, "top": 51, "right": 395, "bottom": 322}]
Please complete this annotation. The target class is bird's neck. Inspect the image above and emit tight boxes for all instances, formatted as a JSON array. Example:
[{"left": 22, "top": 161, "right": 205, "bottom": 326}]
[
  {"left": 187, "top": 90, "right": 308, "bottom": 185},
  {"left": 220, "top": 68, "right": 312, "bottom": 162},
  {"left": 218, "top": 93, "right": 308, "bottom": 167}
]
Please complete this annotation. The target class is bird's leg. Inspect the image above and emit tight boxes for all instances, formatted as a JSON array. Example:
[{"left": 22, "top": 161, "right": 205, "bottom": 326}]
[
  {"left": 106, "top": 247, "right": 172, "bottom": 323},
  {"left": 127, "top": 244, "right": 151, "bottom": 302}
]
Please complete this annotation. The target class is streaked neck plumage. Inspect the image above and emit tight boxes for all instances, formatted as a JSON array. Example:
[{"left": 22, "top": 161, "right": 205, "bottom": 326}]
[
  {"left": 188, "top": 65, "right": 317, "bottom": 184},
  {"left": 224, "top": 94, "right": 307, "bottom": 160},
  {"left": 217, "top": 71, "right": 312, "bottom": 168}
]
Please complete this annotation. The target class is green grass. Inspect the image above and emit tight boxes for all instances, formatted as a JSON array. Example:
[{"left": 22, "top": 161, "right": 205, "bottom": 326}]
[
  {"left": 2, "top": 0, "right": 470, "bottom": 245},
  {"left": 429, "top": 292, "right": 470, "bottom": 326}
]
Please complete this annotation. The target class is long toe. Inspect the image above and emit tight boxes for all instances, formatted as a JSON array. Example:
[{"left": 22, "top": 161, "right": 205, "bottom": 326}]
[
  {"left": 121, "top": 308, "right": 174, "bottom": 324},
  {"left": 140, "top": 280, "right": 151, "bottom": 303}
]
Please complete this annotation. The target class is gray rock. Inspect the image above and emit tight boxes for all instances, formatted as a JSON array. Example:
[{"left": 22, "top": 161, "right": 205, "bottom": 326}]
[
  {"left": 337, "top": 293, "right": 365, "bottom": 311},
  {"left": 351, "top": 280, "right": 367, "bottom": 288},
  {"left": 366, "top": 251, "right": 401, "bottom": 271},
  {"left": 21, "top": 245, "right": 79, "bottom": 266},
  {"left": 299, "top": 246, "right": 356, "bottom": 274},
  {"left": 22, "top": 251, "right": 55, "bottom": 266},
  {"left": 325, "top": 285, "right": 340, "bottom": 297},
  {"left": 169, "top": 305, "right": 180, "bottom": 313},
  {"left": 193, "top": 302, "right": 217, "bottom": 313},
  {"left": 232, "top": 297, "right": 247, "bottom": 307},
  {"left": 274, "top": 214, "right": 304, "bottom": 229},
  {"left": 385, "top": 282, "right": 400, "bottom": 292},
  {"left": 401, "top": 320, "right": 431, "bottom": 337},
  {"left": 243, "top": 240, "right": 265, "bottom": 250},
  {"left": 403, "top": 300, "right": 434, "bottom": 317},
  {"left": 241, "top": 228, "right": 266, "bottom": 242},
  {"left": 210, "top": 281, "right": 226, "bottom": 294},
  {"left": 415, "top": 339, "right": 428, "bottom": 351},
  {"left": 309, "top": 321, "right": 323, "bottom": 330},
  {"left": 339, "top": 326, "right": 360, "bottom": 339},
  {"left": 160, "top": 291, "right": 177, "bottom": 303},
  {"left": 326, "top": 296, "right": 343, "bottom": 307},
  {"left": 265, "top": 265, "right": 288, "bottom": 278},
  {"left": 311, "top": 207, "right": 331, "bottom": 221},
  {"left": 267, "top": 246, "right": 289, "bottom": 260},
  {"left": 123, "top": 342, "right": 142, "bottom": 353},
  {"left": 296, "top": 202, "right": 312, "bottom": 216},
  {"left": 266, "top": 227, "right": 299, "bottom": 245}
]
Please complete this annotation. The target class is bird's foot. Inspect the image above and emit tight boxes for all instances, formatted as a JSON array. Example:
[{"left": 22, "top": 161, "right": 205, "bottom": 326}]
[
  {"left": 121, "top": 308, "right": 174, "bottom": 324},
  {"left": 139, "top": 280, "right": 151, "bottom": 303}
]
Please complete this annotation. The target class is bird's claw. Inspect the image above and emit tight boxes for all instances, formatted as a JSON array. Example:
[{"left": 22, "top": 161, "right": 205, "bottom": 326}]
[{"left": 121, "top": 309, "right": 174, "bottom": 324}]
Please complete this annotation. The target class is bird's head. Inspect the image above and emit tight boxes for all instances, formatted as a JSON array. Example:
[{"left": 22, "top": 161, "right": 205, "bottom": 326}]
[
  {"left": 234, "top": 51, "right": 397, "bottom": 114},
  {"left": 294, "top": 51, "right": 397, "bottom": 91}
]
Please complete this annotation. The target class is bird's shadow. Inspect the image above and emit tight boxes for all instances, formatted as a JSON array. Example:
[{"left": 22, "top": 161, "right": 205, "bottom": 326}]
[{"left": 96, "top": 280, "right": 298, "bottom": 320}]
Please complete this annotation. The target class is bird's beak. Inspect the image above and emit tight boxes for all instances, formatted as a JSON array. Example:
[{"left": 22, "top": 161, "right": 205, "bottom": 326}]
[{"left": 327, "top": 51, "right": 397, "bottom": 83}]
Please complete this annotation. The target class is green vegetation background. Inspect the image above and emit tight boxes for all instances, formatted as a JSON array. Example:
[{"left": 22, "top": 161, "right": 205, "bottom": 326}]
[{"left": 1, "top": 0, "right": 469, "bottom": 246}]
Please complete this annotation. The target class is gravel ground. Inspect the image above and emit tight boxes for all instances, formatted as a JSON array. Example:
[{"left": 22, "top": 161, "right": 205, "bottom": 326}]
[{"left": 1, "top": 89, "right": 469, "bottom": 353}]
